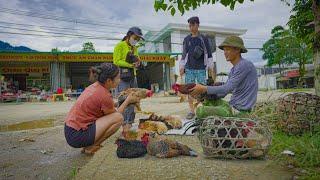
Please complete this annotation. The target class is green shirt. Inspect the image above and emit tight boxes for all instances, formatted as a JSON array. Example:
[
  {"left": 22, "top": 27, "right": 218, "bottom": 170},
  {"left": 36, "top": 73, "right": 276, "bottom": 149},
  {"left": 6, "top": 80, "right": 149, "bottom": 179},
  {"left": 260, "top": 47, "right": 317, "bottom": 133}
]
[{"left": 113, "top": 40, "right": 139, "bottom": 69}]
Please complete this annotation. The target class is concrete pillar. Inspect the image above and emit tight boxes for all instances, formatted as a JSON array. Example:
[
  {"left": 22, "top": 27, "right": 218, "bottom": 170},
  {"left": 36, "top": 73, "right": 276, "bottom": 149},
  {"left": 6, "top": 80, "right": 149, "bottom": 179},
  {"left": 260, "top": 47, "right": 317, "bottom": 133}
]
[
  {"left": 170, "top": 30, "right": 184, "bottom": 77},
  {"left": 50, "top": 62, "right": 67, "bottom": 92}
]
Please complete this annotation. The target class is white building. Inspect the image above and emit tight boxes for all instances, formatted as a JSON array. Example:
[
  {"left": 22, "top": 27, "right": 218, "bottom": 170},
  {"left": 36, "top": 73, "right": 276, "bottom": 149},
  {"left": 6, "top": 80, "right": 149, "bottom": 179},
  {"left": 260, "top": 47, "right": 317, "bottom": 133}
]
[{"left": 141, "top": 23, "right": 247, "bottom": 83}]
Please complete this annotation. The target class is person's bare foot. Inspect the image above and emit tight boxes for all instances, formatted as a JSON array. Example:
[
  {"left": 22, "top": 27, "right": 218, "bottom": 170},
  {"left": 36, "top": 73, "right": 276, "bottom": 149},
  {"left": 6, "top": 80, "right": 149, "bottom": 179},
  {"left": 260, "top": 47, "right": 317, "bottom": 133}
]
[
  {"left": 81, "top": 145, "right": 102, "bottom": 155},
  {"left": 179, "top": 96, "right": 185, "bottom": 103},
  {"left": 122, "top": 124, "right": 132, "bottom": 134}
]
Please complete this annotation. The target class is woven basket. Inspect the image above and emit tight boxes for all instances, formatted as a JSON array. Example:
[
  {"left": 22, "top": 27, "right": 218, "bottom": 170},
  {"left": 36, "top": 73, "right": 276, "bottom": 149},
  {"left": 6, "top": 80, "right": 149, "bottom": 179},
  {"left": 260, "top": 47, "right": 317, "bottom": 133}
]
[
  {"left": 277, "top": 93, "right": 320, "bottom": 135},
  {"left": 197, "top": 116, "right": 272, "bottom": 159}
]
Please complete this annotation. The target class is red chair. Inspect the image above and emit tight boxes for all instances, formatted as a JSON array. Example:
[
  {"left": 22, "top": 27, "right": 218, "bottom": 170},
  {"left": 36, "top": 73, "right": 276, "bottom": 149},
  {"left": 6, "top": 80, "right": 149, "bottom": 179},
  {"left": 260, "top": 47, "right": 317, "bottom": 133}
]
[{"left": 57, "top": 88, "right": 63, "bottom": 94}]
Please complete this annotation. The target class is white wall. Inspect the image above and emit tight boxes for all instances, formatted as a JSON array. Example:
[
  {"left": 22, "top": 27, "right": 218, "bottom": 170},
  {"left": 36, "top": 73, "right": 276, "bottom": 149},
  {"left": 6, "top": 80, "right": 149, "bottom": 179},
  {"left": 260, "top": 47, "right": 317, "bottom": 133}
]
[
  {"left": 215, "top": 34, "right": 233, "bottom": 75},
  {"left": 171, "top": 30, "right": 184, "bottom": 76},
  {"left": 143, "top": 29, "right": 239, "bottom": 84},
  {"left": 258, "top": 75, "right": 277, "bottom": 90}
]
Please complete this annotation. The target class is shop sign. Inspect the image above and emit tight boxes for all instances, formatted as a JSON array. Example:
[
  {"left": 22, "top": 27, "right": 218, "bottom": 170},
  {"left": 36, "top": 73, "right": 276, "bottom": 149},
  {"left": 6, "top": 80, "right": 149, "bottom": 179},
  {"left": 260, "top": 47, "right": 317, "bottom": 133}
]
[
  {"left": 58, "top": 54, "right": 113, "bottom": 62},
  {"left": 139, "top": 55, "right": 170, "bottom": 62},
  {"left": 0, "top": 53, "right": 171, "bottom": 63},
  {"left": 0, "top": 53, "right": 55, "bottom": 62},
  {"left": 1, "top": 67, "right": 50, "bottom": 74}
]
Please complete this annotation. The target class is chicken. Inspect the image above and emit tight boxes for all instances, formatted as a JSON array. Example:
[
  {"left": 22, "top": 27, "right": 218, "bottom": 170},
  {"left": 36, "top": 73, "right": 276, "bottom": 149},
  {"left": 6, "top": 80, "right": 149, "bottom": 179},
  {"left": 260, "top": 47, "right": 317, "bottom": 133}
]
[
  {"left": 126, "top": 51, "right": 139, "bottom": 63},
  {"left": 118, "top": 88, "right": 153, "bottom": 111},
  {"left": 240, "top": 130, "right": 269, "bottom": 159},
  {"left": 115, "top": 138, "right": 147, "bottom": 158},
  {"left": 138, "top": 120, "right": 168, "bottom": 134},
  {"left": 141, "top": 133, "right": 197, "bottom": 158},
  {"left": 164, "top": 115, "right": 182, "bottom": 129},
  {"left": 147, "top": 113, "right": 182, "bottom": 129},
  {"left": 171, "top": 83, "right": 187, "bottom": 103},
  {"left": 176, "top": 83, "right": 220, "bottom": 102},
  {"left": 245, "top": 130, "right": 269, "bottom": 149},
  {"left": 122, "top": 129, "right": 153, "bottom": 141}
]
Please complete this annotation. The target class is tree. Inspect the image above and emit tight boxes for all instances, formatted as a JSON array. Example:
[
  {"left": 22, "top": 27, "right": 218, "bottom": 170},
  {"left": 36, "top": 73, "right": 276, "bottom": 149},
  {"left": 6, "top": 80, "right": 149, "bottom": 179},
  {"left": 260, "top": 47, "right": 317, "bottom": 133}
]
[
  {"left": 154, "top": 0, "right": 320, "bottom": 95},
  {"left": 262, "top": 26, "right": 312, "bottom": 86},
  {"left": 154, "top": 0, "right": 253, "bottom": 15},
  {"left": 262, "top": 26, "right": 288, "bottom": 75},
  {"left": 81, "top": 42, "right": 95, "bottom": 52},
  {"left": 51, "top": 47, "right": 60, "bottom": 53},
  {"left": 282, "top": 31, "right": 313, "bottom": 86},
  {"left": 287, "top": 0, "right": 320, "bottom": 93}
]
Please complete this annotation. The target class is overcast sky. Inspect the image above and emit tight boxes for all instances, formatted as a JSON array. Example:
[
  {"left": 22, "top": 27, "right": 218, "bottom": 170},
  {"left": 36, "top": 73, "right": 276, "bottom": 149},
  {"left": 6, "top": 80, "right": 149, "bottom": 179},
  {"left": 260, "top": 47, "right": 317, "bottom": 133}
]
[{"left": 0, "top": 0, "right": 293, "bottom": 63}]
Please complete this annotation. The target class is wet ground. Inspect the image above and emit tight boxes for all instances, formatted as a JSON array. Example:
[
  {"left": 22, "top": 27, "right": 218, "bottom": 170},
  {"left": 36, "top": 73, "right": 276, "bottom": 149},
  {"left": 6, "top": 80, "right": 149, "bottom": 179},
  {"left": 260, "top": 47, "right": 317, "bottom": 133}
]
[{"left": 0, "top": 90, "right": 312, "bottom": 179}]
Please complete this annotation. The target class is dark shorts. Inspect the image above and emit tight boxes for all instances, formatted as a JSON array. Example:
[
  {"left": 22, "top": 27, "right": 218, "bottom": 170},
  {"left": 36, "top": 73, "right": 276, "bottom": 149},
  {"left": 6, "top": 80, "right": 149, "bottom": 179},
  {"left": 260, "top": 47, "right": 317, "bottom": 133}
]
[{"left": 64, "top": 123, "right": 96, "bottom": 148}]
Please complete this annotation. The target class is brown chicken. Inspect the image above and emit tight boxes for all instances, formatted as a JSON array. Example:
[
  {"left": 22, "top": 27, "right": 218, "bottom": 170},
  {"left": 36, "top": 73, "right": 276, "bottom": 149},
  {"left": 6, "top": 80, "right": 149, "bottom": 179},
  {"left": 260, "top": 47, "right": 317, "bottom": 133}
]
[
  {"left": 118, "top": 88, "right": 153, "bottom": 111},
  {"left": 176, "top": 83, "right": 220, "bottom": 102},
  {"left": 148, "top": 113, "right": 182, "bottom": 129},
  {"left": 122, "top": 129, "right": 153, "bottom": 141},
  {"left": 141, "top": 133, "right": 197, "bottom": 158},
  {"left": 138, "top": 120, "right": 168, "bottom": 134}
]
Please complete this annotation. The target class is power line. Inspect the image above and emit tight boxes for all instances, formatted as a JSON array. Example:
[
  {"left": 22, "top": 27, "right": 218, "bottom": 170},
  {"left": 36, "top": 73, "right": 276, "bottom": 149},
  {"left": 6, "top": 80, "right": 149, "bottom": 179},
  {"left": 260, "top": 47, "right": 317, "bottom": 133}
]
[
  {"left": 0, "top": 25, "right": 121, "bottom": 39},
  {"left": 0, "top": 21, "right": 126, "bottom": 35},
  {"left": 0, "top": 22, "right": 268, "bottom": 43},
  {"left": 0, "top": 22, "right": 269, "bottom": 47},
  {"left": 0, "top": 7, "right": 273, "bottom": 41},
  {"left": 0, "top": 31, "right": 121, "bottom": 40},
  {"left": 0, "top": 31, "right": 271, "bottom": 50},
  {"left": 0, "top": 30, "right": 184, "bottom": 45},
  {"left": 0, "top": 9, "right": 271, "bottom": 43},
  {"left": 0, "top": 7, "right": 158, "bottom": 31}
]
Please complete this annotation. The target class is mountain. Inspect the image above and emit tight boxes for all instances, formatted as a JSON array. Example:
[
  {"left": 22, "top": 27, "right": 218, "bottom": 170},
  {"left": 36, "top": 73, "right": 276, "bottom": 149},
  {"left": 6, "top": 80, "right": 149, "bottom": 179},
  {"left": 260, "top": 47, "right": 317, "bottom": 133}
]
[{"left": 0, "top": 40, "right": 37, "bottom": 52}]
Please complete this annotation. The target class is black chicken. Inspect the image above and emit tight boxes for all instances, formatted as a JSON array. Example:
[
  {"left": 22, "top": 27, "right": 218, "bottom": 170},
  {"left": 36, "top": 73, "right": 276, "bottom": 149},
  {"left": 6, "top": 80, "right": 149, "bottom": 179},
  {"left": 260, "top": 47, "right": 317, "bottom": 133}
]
[{"left": 115, "top": 138, "right": 147, "bottom": 158}]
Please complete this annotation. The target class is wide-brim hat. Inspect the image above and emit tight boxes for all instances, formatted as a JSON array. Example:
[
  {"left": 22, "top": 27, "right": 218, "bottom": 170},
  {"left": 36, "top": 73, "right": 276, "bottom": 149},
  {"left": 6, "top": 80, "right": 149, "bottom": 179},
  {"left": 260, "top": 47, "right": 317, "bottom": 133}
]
[{"left": 218, "top": 36, "right": 247, "bottom": 53}]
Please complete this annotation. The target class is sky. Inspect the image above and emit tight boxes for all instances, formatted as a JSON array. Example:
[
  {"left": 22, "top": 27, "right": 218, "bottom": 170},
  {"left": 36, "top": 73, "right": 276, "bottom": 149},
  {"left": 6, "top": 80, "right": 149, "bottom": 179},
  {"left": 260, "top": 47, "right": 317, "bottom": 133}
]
[{"left": 0, "top": 0, "right": 293, "bottom": 63}]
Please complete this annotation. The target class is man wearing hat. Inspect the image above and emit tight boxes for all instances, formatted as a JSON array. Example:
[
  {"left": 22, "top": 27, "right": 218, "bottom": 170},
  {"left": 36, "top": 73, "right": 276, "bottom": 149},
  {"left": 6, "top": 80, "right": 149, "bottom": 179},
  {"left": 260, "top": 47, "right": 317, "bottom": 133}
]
[
  {"left": 180, "top": 16, "right": 214, "bottom": 119},
  {"left": 190, "top": 36, "right": 258, "bottom": 114}
]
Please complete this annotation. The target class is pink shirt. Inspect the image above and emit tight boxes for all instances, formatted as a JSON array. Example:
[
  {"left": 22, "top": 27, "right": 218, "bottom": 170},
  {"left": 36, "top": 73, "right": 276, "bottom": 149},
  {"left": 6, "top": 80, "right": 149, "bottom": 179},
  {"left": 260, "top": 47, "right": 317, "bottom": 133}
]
[{"left": 65, "top": 82, "right": 115, "bottom": 131}]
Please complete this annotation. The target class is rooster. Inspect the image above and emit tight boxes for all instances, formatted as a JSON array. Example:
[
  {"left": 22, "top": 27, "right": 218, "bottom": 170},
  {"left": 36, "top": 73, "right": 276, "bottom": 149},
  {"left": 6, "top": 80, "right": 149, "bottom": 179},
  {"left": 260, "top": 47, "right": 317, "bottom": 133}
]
[
  {"left": 171, "top": 83, "right": 187, "bottom": 103},
  {"left": 175, "top": 83, "right": 220, "bottom": 103},
  {"left": 141, "top": 133, "right": 197, "bottom": 158}
]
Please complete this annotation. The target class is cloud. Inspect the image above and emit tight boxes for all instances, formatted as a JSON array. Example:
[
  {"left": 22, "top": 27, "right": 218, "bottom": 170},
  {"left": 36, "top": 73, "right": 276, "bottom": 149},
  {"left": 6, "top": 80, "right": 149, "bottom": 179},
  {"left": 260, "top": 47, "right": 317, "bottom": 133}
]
[{"left": 0, "top": 0, "right": 292, "bottom": 61}]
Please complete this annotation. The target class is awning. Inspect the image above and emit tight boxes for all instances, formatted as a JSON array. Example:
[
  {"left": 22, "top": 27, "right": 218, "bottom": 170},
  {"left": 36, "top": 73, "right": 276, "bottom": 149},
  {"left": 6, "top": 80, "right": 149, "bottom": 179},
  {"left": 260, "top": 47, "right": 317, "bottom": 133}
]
[
  {"left": 286, "top": 70, "right": 299, "bottom": 78},
  {"left": 277, "top": 77, "right": 289, "bottom": 81}
]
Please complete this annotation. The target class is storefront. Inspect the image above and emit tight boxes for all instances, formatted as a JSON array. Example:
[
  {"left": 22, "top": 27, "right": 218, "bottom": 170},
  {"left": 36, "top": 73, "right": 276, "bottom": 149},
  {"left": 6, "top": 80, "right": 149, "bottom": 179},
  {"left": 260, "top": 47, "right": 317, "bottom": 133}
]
[
  {"left": 0, "top": 52, "right": 175, "bottom": 92},
  {"left": 276, "top": 67, "right": 315, "bottom": 89},
  {"left": 0, "top": 61, "right": 50, "bottom": 91}
]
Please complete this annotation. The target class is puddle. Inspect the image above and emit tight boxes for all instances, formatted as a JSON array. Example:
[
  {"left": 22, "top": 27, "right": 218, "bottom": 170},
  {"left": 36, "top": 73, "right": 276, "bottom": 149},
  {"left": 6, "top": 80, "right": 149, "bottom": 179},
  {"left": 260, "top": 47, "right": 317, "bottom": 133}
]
[{"left": 0, "top": 119, "right": 54, "bottom": 132}]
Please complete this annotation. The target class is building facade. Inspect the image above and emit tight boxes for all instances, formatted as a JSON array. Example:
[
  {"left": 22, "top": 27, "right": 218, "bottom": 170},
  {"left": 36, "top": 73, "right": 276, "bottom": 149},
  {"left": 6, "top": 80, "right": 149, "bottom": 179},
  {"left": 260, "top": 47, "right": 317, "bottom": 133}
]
[
  {"left": 141, "top": 23, "right": 247, "bottom": 83},
  {"left": 0, "top": 52, "right": 174, "bottom": 92}
]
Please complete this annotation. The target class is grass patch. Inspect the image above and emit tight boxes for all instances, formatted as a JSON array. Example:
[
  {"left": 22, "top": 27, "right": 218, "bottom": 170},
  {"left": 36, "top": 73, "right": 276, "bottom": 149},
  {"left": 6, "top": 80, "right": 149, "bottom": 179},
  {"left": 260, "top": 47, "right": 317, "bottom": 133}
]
[
  {"left": 269, "top": 131, "right": 320, "bottom": 179},
  {"left": 258, "top": 88, "right": 271, "bottom": 92},
  {"left": 245, "top": 101, "right": 320, "bottom": 179},
  {"left": 279, "top": 88, "right": 313, "bottom": 93},
  {"left": 69, "top": 166, "right": 79, "bottom": 179}
]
